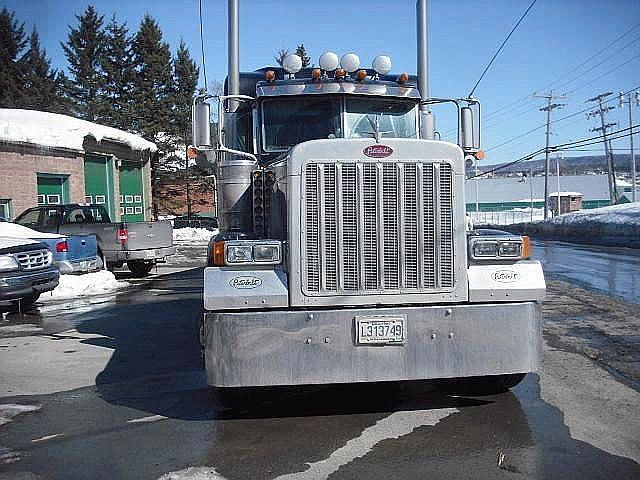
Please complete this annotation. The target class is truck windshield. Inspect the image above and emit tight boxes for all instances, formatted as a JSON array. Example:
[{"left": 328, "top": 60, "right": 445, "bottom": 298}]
[
  {"left": 261, "top": 96, "right": 418, "bottom": 151},
  {"left": 262, "top": 97, "right": 341, "bottom": 151},
  {"left": 345, "top": 98, "right": 417, "bottom": 139}
]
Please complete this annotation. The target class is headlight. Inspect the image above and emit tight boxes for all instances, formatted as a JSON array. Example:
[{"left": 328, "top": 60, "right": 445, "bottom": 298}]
[
  {"left": 468, "top": 235, "right": 530, "bottom": 261},
  {"left": 213, "top": 240, "right": 283, "bottom": 266},
  {"left": 226, "top": 245, "right": 253, "bottom": 264},
  {"left": 0, "top": 254, "right": 20, "bottom": 272}
]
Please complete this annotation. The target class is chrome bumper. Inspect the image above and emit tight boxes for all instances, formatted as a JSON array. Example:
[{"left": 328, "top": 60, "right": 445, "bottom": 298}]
[
  {"left": 112, "top": 246, "right": 176, "bottom": 262},
  {"left": 0, "top": 267, "right": 60, "bottom": 301},
  {"left": 202, "top": 302, "right": 542, "bottom": 387},
  {"left": 57, "top": 258, "right": 98, "bottom": 274}
]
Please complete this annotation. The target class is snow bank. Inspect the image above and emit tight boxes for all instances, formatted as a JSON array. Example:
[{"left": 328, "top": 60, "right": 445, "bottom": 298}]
[
  {"left": 0, "top": 222, "right": 64, "bottom": 239},
  {"left": 548, "top": 202, "right": 640, "bottom": 226},
  {"left": 0, "top": 109, "right": 157, "bottom": 152},
  {"left": 158, "top": 467, "right": 227, "bottom": 480},
  {"left": 470, "top": 208, "right": 545, "bottom": 226},
  {"left": 509, "top": 203, "right": 640, "bottom": 248},
  {"left": 0, "top": 403, "right": 41, "bottom": 427},
  {"left": 41, "top": 270, "right": 129, "bottom": 301},
  {"left": 173, "top": 227, "right": 217, "bottom": 245}
]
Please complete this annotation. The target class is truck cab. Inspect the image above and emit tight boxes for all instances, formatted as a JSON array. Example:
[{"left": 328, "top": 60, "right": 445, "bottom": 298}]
[{"left": 193, "top": 1, "right": 545, "bottom": 397}]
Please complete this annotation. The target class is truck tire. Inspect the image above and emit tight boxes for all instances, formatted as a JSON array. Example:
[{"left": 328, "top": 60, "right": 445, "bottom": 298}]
[
  {"left": 454, "top": 373, "right": 527, "bottom": 395},
  {"left": 127, "top": 260, "right": 154, "bottom": 277},
  {"left": 11, "top": 292, "right": 41, "bottom": 310}
]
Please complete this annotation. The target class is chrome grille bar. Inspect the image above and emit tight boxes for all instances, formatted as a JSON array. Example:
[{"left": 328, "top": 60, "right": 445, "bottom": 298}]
[{"left": 302, "top": 161, "right": 455, "bottom": 295}]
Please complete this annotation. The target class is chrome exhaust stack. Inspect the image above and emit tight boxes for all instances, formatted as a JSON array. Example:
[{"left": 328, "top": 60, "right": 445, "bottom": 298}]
[{"left": 417, "top": 0, "right": 435, "bottom": 140}]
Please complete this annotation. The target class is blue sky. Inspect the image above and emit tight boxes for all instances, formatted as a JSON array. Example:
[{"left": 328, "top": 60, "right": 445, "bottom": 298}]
[{"left": 4, "top": 0, "right": 640, "bottom": 166}]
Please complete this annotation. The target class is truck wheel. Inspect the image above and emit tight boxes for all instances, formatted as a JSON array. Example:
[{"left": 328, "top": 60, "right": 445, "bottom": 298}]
[
  {"left": 127, "top": 260, "right": 154, "bottom": 277},
  {"left": 454, "top": 373, "right": 527, "bottom": 395},
  {"left": 11, "top": 292, "right": 41, "bottom": 310}
]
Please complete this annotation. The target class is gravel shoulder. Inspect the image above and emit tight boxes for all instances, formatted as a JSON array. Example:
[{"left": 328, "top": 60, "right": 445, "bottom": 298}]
[{"left": 542, "top": 279, "right": 640, "bottom": 388}]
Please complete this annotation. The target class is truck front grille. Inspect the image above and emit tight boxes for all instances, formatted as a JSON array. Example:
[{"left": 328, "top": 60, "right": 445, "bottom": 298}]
[
  {"left": 16, "top": 249, "right": 52, "bottom": 271},
  {"left": 303, "top": 161, "right": 455, "bottom": 295}
]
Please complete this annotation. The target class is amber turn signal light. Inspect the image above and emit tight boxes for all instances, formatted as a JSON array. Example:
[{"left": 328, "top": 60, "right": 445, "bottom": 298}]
[
  {"left": 213, "top": 241, "right": 225, "bottom": 266},
  {"left": 522, "top": 236, "right": 531, "bottom": 260}
]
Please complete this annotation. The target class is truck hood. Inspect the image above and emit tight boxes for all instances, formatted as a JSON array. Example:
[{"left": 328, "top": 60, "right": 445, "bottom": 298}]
[{"left": 0, "top": 236, "right": 40, "bottom": 249}]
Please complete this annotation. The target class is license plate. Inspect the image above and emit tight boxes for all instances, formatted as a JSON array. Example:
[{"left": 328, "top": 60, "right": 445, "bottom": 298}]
[{"left": 356, "top": 316, "right": 406, "bottom": 345}]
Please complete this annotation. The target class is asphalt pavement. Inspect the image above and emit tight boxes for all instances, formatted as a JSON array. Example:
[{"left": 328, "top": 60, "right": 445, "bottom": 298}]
[{"left": 0, "top": 242, "right": 638, "bottom": 479}]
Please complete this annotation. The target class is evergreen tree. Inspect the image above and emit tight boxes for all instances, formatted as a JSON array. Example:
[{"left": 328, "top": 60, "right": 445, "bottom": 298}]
[
  {"left": 274, "top": 48, "right": 288, "bottom": 67},
  {"left": 61, "top": 5, "right": 105, "bottom": 121},
  {"left": 0, "top": 7, "right": 27, "bottom": 108},
  {"left": 132, "top": 14, "right": 174, "bottom": 218},
  {"left": 19, "top": 29, "right": 60, "bottom": 111},
  {"left": 171, "top": 40, "right": 199, "bottom": 218},
  {"left": 295, "top": 44, "right": 311, "bottom": 68},
  {"left": 172, "top": 39, "right": 199, "bottom": 141},
  {"left": 99, "top": 15, "right": 135, "bottom": 129}
]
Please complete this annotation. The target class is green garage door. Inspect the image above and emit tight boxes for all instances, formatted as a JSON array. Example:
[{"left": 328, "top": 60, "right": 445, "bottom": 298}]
[
  {"left": 119, "top": 162, "right": 145, "bottom": 222},
  {"left": 84, "top": 155, "right": 115, "bottom": 218},
  {"left": 37, "top": 174, "right": 69, "bottom": 205}
]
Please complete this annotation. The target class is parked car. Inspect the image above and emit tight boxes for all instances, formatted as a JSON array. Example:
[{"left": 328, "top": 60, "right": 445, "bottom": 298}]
[
  {"left": 14, "top": 204, "right": 175, "bottom": 277},
  {"left": 173, "top": 215, "right": 218, "bottom": 231},
  {"left": 0, "top": 223, "right": 98, "bottom": 274},
  {"left": 0, "top": 237, "right": 59, "bottom": 308}
]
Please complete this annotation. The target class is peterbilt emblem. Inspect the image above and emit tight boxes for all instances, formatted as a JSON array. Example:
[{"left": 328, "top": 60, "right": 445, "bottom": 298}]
[
  {"left": 229, "top": 276, "right": 262, "bottom": 289},
  {"left": 363, "top": 145, "right": 393, "bottom": 158},
  {"left": 491, "top": 270, "right": 521, "bottom": 283}
]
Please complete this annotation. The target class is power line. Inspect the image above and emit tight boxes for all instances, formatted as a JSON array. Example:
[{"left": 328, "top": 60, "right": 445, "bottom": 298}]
[
  {"left": 468, "top": 0, "right": 537, "bottom": 98},
  {"left": 478, "top": 22, "right": 640, "bottom": 124},
  {"left": 199, "top": 0, "right": 208, "bottom": 90},
  {"left": 469, "top": 124, "right": 639, "bottom": 179}
]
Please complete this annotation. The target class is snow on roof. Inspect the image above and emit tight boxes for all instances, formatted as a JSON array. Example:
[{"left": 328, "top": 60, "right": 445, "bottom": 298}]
[
  {"left": 0, "top": 108, "right": 157, "bottom": 153},
  {"left": 548, "top": 191, "right": 583, "bottom": 197}
]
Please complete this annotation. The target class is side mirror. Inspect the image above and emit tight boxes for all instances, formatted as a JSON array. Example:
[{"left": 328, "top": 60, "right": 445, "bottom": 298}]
[
  {"left": 460, "top": 104, "right": 480, "bottom": 152},
  {"left": 192, "top": 100, "right": 211, "bottom": 148}
]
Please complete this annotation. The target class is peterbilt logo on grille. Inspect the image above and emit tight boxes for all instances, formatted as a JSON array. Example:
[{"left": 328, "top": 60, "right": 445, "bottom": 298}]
[
  {"left": 229, "top": 276, "right": 262, "bottom": 289},
  {"left": 363, "top": 145, "right": 393, "bottom": 158},
  {"left": 491, "top": 270, "right": 521, "bottom": 283}
]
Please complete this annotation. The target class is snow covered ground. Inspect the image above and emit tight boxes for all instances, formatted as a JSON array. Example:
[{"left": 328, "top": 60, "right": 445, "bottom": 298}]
[
  {"left": 509, "top": 202, "right": 640, "bottom": 248},
  {"left": 173, "top": 227, "right": 217, "bottom": 245},
  {"left": 40, "top": 270, "right": 129, "bottom": 301},
  {"left": 470, "top": 208, "right": 545, "bottom": 226},
  {"left": 547, "top": 202, "right": 640, "bottom": 226}
]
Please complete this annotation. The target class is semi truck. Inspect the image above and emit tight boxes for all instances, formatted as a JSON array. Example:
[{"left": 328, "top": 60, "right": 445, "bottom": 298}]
[{"left": 192, "top": 0, "right": 546, "bottom": 403}]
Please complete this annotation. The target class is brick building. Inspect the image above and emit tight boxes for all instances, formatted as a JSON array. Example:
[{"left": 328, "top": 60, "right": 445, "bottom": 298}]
[{"left": 0, "top": 109, "right": 156, "bottom": 221}]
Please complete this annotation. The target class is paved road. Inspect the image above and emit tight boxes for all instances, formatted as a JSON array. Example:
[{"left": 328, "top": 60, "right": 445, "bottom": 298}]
[
  {"left": 0, "top": 244, "right": 638, "bottom": 479},
  {"left": 533, "top": 240, "right": 640, "bottom": 304}
]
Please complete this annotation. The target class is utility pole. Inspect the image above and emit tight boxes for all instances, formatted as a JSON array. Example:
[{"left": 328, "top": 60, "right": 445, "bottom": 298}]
[
  {"left": 587, "top": 92, "right": 618, "bottom": 204},
  {"left": 534, "top": 92, "right": 566, "bottom": 219},
  {"left": 619, "top": 90, "right": 639, "bottom": 202}
]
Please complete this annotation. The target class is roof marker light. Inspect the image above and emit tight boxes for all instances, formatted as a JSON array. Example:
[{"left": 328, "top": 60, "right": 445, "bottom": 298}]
[
  {"left": 341, "top": 53, "right": 360, "bottom": 73},
  {"left": 372, "top": 55, "right": 392, "bottom": 75},
  {"left": 319, "top": 51, "right": 339, "bottom": 71},
  {"left": 282, "top": 54, "right": 302, "bottom": 74},
  {"left": 356, "top": 69, "right": 367, "bottom": 81},
  {"left": 265, "top": 70, "right": 276, "bottom": 82},
  {"left": 397, "top": 72, "right": 409, "bottom": 84},
  {"left": 311, "top": 68, "right": 321, "bottom": 80},
  {"left": 335, "top": 68, "right": 346, "bottom": 80}
]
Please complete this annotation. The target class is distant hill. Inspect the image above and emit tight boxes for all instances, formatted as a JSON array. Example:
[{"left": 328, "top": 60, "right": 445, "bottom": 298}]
[{"left": 481, "top": 154, "right": 634, "bottom": 176}]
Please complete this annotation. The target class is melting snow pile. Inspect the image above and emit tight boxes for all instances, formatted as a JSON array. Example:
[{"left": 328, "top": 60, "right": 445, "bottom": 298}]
[
  {"left": 548, "top": 202, "right": 640, "bottom": 226},
  {"left": 0, "top": 108, "right": 156, "bottom": 152},
  {"left": 41, "top": 270, "right": 129, "bottom": 301},
  {"left": 0, "top": 404, "right": 41, "bottom": 427},
  {"left": 157, "top": 467, "right": 227, "bottom": 480},
  {"left": 173, "top": 227, "right": 217, "bottom": 245}
]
